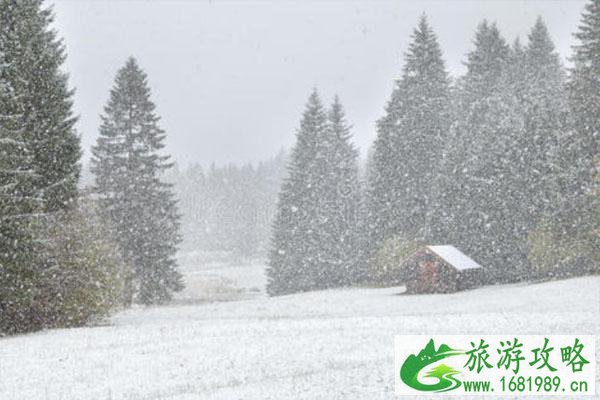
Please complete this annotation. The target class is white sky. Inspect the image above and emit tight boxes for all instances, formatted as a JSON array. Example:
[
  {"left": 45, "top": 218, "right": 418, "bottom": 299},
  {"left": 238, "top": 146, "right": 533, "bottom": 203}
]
[{"left": 51, "top": 0, "right": 587, "bottom": 168}]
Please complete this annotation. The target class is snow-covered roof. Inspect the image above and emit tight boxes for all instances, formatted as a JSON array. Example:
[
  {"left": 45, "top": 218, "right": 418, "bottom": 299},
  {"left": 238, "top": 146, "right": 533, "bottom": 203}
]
[{"left": 427, "top": 245, "right": 482, "bottom": 271}]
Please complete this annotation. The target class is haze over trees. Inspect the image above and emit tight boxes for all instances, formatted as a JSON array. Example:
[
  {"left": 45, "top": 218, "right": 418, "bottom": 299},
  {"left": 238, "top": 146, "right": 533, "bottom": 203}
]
[
  {"left": 529, "top": 0, "right": 600, "bottom": 276},
  {"left": 0, "top": 0, "right": 597, "bottom": 334},
  {"left": 267, "top": 7, "right": 599, "bottom": 294},
  {"left": 168, "top": 151, "right": 286, "bottom": 259}
]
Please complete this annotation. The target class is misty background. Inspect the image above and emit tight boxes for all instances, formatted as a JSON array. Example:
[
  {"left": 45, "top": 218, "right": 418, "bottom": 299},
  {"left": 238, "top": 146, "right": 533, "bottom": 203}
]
[
  {"left": 1, "top": 0, "right": 598, "bottom": 396},
  {"left": 52, "top": 0, "right": 586, "bottom": 168}
]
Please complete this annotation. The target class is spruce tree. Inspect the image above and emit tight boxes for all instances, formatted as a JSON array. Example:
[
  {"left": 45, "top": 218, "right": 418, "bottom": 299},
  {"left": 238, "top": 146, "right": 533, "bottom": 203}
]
[
  {"left": 267, "top": 90, "right": 328, "bottom": 295},
  {"left": 565, "top": 0, "right": 599, "bottom": 204},
  {"left": 366, "top": 15, "right": 450, "bottom": 260},
  {"left": 0, "top": 0, "right": 81, "bottom": 212},
  {"left": 91, "top": 57, "right": 183, "bottom": 305},
  {"left": 520, "top": 17, "right": 569, "bottom": 232},
  {"left": 0, "top": 52, "right": 44, "bottom": 334},
  {"left": 508, "top": 37, "right": 527, "bottom": 102},
  {"left": 539, "top": 0, "right": 600, "bottom": 274},
  {"left": 441, "top": 21, "right": 527, "bottom": 282},
  {"left": 317, "top": 96, "right": 360, "bottom": 287}
]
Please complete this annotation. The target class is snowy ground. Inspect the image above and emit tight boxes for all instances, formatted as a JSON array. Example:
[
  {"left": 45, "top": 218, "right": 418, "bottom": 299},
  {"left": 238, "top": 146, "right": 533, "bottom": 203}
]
[
  {"left": 173, "top": 252, "right": 267, "bottom": 304},
  {"left": 0, "top": 260, "right": 598, "bottom": 399}
]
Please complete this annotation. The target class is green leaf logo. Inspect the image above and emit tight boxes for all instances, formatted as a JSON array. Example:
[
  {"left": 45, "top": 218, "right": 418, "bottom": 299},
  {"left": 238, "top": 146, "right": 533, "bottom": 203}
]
[{"left": 400, "top": 339, "right": 464, "bottom": 392}]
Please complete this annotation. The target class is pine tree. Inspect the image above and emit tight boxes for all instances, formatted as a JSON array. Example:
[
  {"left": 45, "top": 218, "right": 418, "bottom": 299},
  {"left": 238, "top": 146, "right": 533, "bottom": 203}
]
[
  {"left": 267, "top": 90, "right": 328, "bottom": 295},
  {"left": 317, "top": 96, "right": 360, "bottom": 287},
  {"left": 91, "top": 57, "right": 183, "bottom": 305},
  {"left": 366, "top": 15, "right": 450, "bottom": 261},
  {"left": 0, "top": 0, "right": 81, "bottom": 212}
]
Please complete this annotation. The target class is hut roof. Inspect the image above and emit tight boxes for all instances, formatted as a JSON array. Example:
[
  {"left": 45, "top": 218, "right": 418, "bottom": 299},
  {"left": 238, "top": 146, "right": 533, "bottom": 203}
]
[{"left": 427, "top": 245, "right": 482, "bottom": 271}]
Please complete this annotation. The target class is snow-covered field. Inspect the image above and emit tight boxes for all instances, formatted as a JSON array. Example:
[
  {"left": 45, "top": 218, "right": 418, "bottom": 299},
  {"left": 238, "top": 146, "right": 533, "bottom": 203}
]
[
  {"left": 173, "top": 252, "right": 267, "bottom": 304},
  {"left": 0, "top": 262, "right": 598, "bottom": 400}
]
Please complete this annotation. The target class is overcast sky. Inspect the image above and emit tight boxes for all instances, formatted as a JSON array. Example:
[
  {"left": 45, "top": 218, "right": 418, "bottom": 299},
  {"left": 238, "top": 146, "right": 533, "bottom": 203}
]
[{"left": 51, "top": 0, "right": 586, "bottom": 169}]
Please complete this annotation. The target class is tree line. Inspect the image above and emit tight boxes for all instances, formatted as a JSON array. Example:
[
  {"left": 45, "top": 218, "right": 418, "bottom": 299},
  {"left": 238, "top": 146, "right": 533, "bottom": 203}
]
[
  {"left": 166, "top": 152, "right": 286, "bottom": 260},
  {"left": 0, "top": 0, "right": 182, "bottom": 335},
  {"left": 1, "top": 0, "right": 598, "bottom": 332},
  {"left": 267, "top": 4, "right": 599, "bottom": 295}
]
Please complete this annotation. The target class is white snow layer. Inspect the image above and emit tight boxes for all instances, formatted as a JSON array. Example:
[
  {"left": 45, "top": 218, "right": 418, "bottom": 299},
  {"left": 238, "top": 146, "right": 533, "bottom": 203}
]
[
  {"left": 427, "top": 245, "right": 483, "bottom": 270},
  {"left": 0, "top": 272, "right": 598, "bottom": 400}
]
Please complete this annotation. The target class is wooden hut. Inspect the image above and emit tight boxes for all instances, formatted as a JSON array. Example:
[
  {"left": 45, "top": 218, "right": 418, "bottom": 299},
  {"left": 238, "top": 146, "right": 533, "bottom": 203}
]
[{"left": 403, "top": 245, "right": 484, "bottom": 294}]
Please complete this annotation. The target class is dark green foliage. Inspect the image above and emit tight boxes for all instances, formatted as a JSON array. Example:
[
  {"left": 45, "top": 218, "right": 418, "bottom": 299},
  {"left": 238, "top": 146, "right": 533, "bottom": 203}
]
[
  {"left": 528, "top": 196, "right": 599, "bottom": 279},
  {"left": 91, "top": 57, "right": 183, "bottom": 305},
  {"left": 437, "top": 22, "right": 529, "bottom": 282},
  {"left": 529, "top": 0, "right": 600, "bottom": 278},
  {"left": 366, "top": 15, "right": 450, "bottom": 262},
  {"left": 0, "top": 0, "right": 80, "bottom": 212},
  {"left": 0, "top": 55, "right": 44, "bottom": 335},
  {"left": 317, "top": 96, "right": 361, "bottom": 286},
  {"left": 520, "top": 18, "right": 570, "bottom": 220},
  {"left": 569, "top": 0, "right": 600, "bottom": 164},
  {"left": 267, "top": 91, "right": 360, "bottom": 295},
  {"left": 0, "top": 2, "right": 126, "bottom": 335},
  {"left": 564, "top": 0, "right": 599, "bottom": 210},
  {"left": 529, "top": 148, "right": 598, "bottom": 278},
  {"left": 267, "top": 91, "right": 329, "bottom": 295}
]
